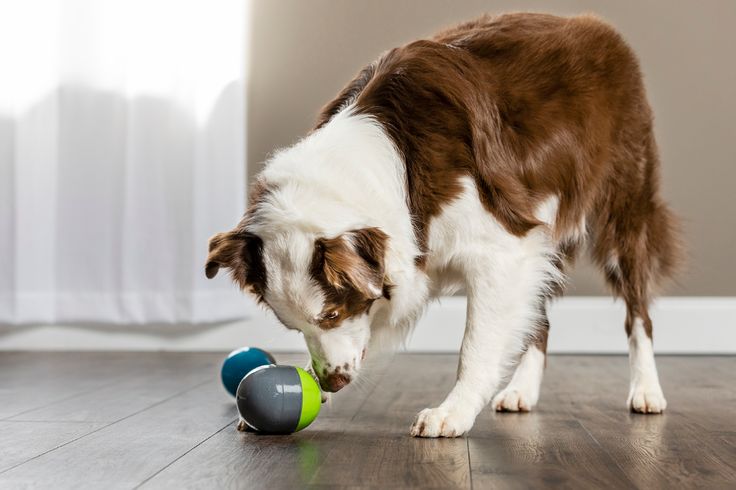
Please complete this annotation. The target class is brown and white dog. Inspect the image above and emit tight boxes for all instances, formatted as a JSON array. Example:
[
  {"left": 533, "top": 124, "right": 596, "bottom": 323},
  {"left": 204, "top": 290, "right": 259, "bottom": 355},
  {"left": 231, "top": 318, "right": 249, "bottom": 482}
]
[{"left": 206, "top": 13, "right": 682, "bottom": 437}]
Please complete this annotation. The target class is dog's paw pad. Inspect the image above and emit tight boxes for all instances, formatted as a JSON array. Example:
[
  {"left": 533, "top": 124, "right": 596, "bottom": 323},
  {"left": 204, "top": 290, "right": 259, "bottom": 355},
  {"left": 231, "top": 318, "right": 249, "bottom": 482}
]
[
  {"left": 628, "top": 385, "right": 667, "bottom": 414},
  {"left": 410, "top": 407, "right": 474, "bottom": 438},
  {"left": 492, "top": 387, "right": 536, "bottom": 412}
]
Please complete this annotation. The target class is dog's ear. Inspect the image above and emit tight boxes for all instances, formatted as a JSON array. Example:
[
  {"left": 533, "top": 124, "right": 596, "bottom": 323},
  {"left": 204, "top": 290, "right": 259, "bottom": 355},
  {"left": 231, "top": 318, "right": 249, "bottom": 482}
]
[
  {"left": 205, "top": 230, "right": 266, "bottom": 295},
  {"left": 314, "top": 228, "right": 389, "bottom": 300}
]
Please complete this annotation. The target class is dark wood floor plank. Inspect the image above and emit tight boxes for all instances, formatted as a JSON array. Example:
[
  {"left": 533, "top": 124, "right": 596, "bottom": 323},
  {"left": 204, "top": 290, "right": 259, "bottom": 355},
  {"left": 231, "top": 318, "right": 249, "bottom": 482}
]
[
  {"left": 309, "top": 354, "right": 471, "bottom": 489},
  {"left": 0, "top": 352, "right": 144, "bottom": 418},
  {"left": 658, "top": 357, "right": 736, "bottom": 430},
  {"left": 0, "top": 380, "right": 235, "bottom": 488},
  {"left": 308, "top": 425, "right": 470, "bottom": 489},
  {"left": 0, "top": 420, "right": 106, "bottom": 473},
  {"left": 138, "top": 356, "right": 392, "bottom": 490},
  {"left": 0, "top": 353, "right": 733, "bottom": 489},
  {"left": 574, "top": 408, "right": 736, "bottom": 488},
  {"left": 141, "top": 423, "right": 332, "bottom": 490},
  {"left": 541, "top": 356, "right": 736, "bottom": 489},
  {"left": 470, "top": 411, "right": 635, "bottom": 489},
  {"left": 141, "top": 354, "right": 469, "bottom": 489},
  {"left": 0, "top": 353, "right": 227, "bottom": 478},
  {"left": 9, "top": 353, "right": 219, "bottom": 422}
]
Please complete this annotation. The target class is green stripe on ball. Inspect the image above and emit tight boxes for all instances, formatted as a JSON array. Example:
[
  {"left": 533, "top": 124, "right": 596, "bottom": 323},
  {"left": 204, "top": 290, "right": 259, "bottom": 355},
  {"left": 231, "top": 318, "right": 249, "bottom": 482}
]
[{"left": 296, "top": 367, "right": 321, "bottom": 431}]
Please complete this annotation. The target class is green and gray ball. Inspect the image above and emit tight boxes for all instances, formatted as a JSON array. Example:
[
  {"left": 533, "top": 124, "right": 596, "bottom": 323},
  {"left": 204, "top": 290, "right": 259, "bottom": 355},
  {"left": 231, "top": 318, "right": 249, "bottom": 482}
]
[{"left": 236, "top": 365, "right": 321, "bottom": 433}]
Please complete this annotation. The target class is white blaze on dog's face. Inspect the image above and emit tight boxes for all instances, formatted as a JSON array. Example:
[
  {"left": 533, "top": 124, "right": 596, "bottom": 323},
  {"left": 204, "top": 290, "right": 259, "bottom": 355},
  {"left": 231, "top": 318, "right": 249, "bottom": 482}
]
[{"left": 206, "top": 226, "right": 390, "bottom": 393}]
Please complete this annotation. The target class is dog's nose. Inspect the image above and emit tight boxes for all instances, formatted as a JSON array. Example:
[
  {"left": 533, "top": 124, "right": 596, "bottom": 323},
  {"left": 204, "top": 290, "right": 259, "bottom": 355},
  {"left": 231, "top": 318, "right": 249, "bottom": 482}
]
[{"left": 321, "top": 373, "right": 351, "bottom": 392}]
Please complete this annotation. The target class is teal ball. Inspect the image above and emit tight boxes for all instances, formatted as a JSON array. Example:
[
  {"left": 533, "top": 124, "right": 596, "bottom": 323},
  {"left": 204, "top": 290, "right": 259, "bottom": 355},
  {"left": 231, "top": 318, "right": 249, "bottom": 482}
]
[{"left": 221, "top": 347, "right": 275, "bottom": 397}]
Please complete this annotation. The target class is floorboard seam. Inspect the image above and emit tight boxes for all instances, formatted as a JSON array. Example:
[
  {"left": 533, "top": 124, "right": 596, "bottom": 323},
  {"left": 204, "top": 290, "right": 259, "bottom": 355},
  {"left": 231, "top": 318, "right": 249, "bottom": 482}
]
[
  {"left": 307, "top": 361, "right": 392, "bottom": 486},
  {"left": 576, "top": 418, "right": 640, "bottom": 489},
  {"left": 0, "top": 379, "right": 212, "bottom": 477},
  {"left": 466, "top": 437, "right": 473, "bottom": 490},
  {"left": 134, "top": 418, "right": 237, "bottom": 489},
  {"left": 1, "top": 384, "right": 109, "bottom": 421},
  {"left": 0, "top": 359, "right": 213, "bottom": 422},
  {"left": 0, "top": 419, "right": 100, "bottom": 424},
  {"left": 348, "top": 362, "right": 392, "bottom": 423}
]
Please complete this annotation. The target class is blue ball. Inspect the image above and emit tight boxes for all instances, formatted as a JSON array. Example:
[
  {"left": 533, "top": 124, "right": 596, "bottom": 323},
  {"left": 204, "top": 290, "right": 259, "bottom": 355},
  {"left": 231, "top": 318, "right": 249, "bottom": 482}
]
[{"left": 221, "top": 347, "right": 276, "bottom": 396}]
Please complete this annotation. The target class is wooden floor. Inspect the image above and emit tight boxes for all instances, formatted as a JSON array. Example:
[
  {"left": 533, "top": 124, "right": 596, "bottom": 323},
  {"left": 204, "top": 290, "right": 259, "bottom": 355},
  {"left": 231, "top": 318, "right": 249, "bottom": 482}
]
[{"left": 1, "top": 353, "right": 734, "bottom": 489}]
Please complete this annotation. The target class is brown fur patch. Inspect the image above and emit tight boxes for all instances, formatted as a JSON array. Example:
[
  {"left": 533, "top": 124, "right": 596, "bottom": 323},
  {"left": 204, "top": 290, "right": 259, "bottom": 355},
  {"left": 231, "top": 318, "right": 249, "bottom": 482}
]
[
  {"left": 310, "top": 228, "right": 390, "bottom": 328},
  {"left": 205, "top": 230, "right": 267, "bottom": 300},
  {"left": 204, "top": 178, "right": 273, "bottom": 300}
]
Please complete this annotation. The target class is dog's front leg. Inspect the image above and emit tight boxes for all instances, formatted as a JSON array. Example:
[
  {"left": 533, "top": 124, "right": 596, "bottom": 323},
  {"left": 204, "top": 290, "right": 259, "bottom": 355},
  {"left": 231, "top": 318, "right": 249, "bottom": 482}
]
[{"left": 410, "top": 259, "right": 544, "bottom": 438}]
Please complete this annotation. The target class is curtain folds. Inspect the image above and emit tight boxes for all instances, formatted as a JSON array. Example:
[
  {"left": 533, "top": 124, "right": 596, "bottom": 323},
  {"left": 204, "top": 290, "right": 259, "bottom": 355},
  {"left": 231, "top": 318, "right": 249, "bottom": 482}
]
[{"left": 0, "top": 0, "right": 250, "bottom": 324}]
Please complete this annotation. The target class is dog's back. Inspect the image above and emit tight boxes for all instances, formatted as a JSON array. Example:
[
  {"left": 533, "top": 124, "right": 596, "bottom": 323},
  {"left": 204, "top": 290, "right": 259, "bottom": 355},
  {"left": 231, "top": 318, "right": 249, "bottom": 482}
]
[{"left": 324, "top": 13, "right": 682, "bottom": 304}]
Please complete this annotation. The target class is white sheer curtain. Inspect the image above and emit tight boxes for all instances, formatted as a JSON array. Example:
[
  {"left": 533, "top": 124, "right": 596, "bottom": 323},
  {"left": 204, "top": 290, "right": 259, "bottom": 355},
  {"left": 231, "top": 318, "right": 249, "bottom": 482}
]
[{"left": 0, "top": 0, "right": 250, "bottom": 324}]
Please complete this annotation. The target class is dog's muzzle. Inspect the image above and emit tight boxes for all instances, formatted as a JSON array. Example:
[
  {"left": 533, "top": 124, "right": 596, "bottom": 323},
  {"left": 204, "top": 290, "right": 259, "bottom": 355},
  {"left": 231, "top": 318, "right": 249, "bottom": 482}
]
[{"left": 320, "top": 372, "right": 351, "bottom": 392}]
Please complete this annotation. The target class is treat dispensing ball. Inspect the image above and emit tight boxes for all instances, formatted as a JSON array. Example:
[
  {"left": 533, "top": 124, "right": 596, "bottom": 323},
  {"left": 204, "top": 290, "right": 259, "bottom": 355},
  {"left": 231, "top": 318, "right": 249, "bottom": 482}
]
[
  {"left": 221, "top": 347, "right": 276, "bottom": 397},
  {"left": 236, "top": 365, "right": 321, "bottom": 433}
]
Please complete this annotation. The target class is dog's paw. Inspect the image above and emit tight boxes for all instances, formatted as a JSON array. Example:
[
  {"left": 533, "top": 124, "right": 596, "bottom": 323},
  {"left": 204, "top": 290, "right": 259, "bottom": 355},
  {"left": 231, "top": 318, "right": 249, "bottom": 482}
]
[
  {"left": 628, "top": 383, "right": 667, "bottom": 414},
  {"left": 492, "top": 386, "right": 538, "bottom": 412},
  {"left": 410, "top": 406, "right": 475, "bottom": 438}
]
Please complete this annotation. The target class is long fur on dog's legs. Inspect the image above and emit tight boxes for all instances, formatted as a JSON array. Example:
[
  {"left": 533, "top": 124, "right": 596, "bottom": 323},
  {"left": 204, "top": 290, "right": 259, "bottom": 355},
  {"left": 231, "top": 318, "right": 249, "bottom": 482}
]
[
  {"left": 492, "top": 303, "right": 549, "bottom": 412},
  {"left": 410, "top": 232, "right": 559, "bottom": 437},
  {"left": 410, "top": 267, "right": 547, "bottom": 436}
]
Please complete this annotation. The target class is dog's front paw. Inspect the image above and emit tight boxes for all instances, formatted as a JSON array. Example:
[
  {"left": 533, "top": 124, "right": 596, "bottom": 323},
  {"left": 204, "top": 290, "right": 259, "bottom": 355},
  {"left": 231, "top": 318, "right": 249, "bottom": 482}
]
[
  {"left": 628, "top": 382, "right": 667, "bottom": 414},
  {"left": 492, "top": 386, "right": 538, "bottom": 412},
  {"left": 410, "top": 406, "right": 475, "bottom": 438}
]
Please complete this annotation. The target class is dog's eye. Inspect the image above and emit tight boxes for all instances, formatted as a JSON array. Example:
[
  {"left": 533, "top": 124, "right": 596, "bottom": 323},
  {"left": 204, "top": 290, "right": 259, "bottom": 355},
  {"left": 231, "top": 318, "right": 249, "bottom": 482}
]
[{"left": 325, "top": 310, "right": 339, "bottom": 320}]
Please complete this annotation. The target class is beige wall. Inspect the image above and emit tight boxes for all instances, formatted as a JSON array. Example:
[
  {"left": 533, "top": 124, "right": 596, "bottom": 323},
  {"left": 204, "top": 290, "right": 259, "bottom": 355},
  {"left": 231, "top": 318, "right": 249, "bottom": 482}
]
[{"left": 247, "top": 0, "right": 736, "bottom": 296}]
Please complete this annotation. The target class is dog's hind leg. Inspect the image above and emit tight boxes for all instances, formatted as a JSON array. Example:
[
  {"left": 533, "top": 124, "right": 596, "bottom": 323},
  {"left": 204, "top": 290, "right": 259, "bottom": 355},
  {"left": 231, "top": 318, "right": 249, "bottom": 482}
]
[
  {"left": 591, "top": 130, "right": 681, "bottom": 414},
  {"left": 492, "top": 301, "right": 549, "bottom": 412},
  {"left": 607, "top": 243, "right": 669, "bottom": 413}
]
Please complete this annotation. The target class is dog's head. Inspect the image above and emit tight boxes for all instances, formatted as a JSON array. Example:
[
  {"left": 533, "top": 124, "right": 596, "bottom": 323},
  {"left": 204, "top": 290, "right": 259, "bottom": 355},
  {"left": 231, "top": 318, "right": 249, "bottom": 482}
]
[{"left": 206, "top": 225, "right": 390, "bottom": 393}]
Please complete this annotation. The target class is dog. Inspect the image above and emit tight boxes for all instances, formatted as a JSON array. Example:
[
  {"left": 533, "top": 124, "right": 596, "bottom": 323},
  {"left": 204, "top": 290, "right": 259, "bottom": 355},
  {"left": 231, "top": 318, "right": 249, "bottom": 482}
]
[{"left": 206, "top": 13, "right": 682, "bottom": 437}]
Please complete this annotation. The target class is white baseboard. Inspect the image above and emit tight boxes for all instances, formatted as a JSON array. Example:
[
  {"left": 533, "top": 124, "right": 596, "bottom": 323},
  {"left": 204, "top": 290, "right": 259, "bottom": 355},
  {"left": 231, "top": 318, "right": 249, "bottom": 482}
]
[{"left": 0, "top": 297, "right": 734, "bottom": 353}]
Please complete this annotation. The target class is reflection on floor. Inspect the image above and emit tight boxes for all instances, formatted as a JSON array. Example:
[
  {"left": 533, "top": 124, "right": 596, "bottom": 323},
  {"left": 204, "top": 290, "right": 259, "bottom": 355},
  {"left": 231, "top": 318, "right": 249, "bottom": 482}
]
[{"left": 1, "top": 352, "right": 734, "bottom": 488}]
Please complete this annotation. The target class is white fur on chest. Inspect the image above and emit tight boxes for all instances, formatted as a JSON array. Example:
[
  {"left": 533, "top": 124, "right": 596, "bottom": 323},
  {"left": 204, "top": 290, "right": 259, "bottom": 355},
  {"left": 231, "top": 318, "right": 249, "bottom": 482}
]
[{"left": 423, "top": 176, "right": 561, "bottom": 297}]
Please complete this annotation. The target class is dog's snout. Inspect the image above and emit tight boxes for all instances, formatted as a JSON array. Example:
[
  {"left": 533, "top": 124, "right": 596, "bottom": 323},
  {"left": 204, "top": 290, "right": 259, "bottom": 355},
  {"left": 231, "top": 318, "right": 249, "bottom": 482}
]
[
  {"left": 321, "top": 372, "right": 351, "bottom": 392},
  {"left": 311, "top": 355, "right": 358, "bottom": 392}
]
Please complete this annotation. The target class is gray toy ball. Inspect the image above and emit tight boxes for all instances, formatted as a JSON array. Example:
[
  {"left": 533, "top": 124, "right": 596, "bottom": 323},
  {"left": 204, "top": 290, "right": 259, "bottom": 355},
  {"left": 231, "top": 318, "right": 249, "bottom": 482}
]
[{"left": 236, "top": 365, "right": 321, "bottom": 434}]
